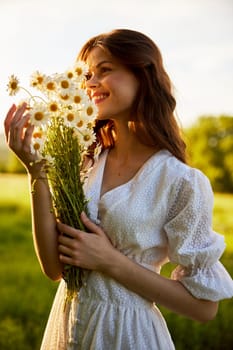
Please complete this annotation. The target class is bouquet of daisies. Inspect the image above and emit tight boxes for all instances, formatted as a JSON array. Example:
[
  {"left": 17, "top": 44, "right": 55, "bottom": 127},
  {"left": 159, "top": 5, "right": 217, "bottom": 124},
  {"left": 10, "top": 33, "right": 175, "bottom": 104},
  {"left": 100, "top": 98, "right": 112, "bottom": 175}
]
[{"left": 7, "top": 62, "right": 99, "bottom": 303}]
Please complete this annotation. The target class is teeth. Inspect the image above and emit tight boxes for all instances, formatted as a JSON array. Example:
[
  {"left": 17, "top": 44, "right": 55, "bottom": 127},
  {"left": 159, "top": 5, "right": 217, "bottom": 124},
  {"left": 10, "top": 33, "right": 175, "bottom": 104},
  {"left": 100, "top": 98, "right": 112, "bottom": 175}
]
[{"left": 94, "top": 94, "right": 107, "bottom": 100}]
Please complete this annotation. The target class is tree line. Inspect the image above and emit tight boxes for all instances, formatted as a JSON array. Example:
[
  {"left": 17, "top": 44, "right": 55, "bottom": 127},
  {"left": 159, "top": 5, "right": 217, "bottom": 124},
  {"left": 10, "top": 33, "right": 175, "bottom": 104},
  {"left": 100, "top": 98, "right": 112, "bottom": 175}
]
[
  {"left": 1, "top": 114, "right": 233, "bottom": 192},
  {"left": 185, "top": 115, "right": 233, "bottom": 192}
]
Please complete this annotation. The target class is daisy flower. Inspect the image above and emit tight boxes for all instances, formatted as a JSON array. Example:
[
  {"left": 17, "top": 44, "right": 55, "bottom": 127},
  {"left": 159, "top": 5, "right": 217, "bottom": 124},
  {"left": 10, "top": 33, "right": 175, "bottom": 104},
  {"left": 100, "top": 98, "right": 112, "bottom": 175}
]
[
  {"left": 57, "top": 74, "right": 75, "bottom": 95},
  {"left": 31, "top": 139, "right": 44, "bottom": 153},
  {"left": 47, "top": 100, "right": 60, "bottom": 114},
  {"left": 82, "top": 101, "right": 98, "bottom": 120},
  {"left": 30, "top": 128, "right": 46, "bottom": 157},
  {"left": 30, "top": 103, "right": 50, "bottom": 127},
  {"left": 73, "top": 111, "right": 93, "bottom": 131},
  {"left": 30, "top": 71, "right": 46, "bottom": 90},
  {"left": 7, "top": 75, "right": 20, "bottom": 96},
  {"left": 73, "top": 61, "right": 89, "bottom": 80},
  {"left": 43, "top": 76, "right": 57, "bottom": 94},
  {"left": 75, "top": 118, "right": 85, "bottom": 130},
  {"left": 62, "top": 109, "right": 81, "bottom": 126},
  {"left": 76, "top": 128, "right": 96, "bottom": 149},
  {"left": 32, "top": 128, "right": 45, "bottom": 139},
  {"left": 64, "top": 68, "right": 76, "bottom": 80},
  {"left": 72, "top": 89, "right": 89, "bottom": 105}
]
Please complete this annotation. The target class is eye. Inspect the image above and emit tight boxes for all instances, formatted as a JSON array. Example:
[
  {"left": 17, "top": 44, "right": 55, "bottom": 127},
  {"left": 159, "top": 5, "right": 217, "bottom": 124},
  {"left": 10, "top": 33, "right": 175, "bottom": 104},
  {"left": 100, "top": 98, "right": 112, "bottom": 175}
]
[
  {"left": 85, "top": 72, "right": 92, "bottom": 81},
  {"left": 100, "top": 66, "right": 111, "bottom": 74}
]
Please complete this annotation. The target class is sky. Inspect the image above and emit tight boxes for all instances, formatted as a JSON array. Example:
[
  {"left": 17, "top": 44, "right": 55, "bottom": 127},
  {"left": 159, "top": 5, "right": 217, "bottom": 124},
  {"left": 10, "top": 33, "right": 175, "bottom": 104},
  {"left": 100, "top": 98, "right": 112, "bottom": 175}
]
[{"left": 0, "top": 0, "right": 233, "bottom": 134}]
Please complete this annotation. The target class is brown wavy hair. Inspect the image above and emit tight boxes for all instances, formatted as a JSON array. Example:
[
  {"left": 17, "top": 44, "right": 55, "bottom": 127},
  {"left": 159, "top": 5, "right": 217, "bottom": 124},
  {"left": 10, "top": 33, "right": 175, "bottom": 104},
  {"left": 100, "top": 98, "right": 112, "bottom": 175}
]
[{"left": 78, "top": 29, "right": 187, "bottom": 163}]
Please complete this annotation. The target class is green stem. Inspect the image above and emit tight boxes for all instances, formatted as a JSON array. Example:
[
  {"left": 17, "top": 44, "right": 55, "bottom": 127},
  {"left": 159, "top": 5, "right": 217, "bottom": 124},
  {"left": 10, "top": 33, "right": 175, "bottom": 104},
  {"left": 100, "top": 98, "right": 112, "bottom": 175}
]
[{"left": 19, "top": 86, "right": 47, "bottom": 103}]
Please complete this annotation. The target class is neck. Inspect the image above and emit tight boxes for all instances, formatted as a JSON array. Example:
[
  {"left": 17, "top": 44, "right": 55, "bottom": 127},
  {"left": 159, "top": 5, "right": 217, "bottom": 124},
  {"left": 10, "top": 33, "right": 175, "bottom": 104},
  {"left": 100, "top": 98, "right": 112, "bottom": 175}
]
[{"left": 110, "top": 120, "right": 157, "bottom": 162}]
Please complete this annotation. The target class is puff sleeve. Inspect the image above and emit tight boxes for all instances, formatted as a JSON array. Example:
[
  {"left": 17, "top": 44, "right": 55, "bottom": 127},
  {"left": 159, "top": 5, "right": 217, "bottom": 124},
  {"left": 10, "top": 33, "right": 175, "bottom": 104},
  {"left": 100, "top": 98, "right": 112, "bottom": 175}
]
[{"left": 164, "top": 168, "right": 233, "bottom": 301}]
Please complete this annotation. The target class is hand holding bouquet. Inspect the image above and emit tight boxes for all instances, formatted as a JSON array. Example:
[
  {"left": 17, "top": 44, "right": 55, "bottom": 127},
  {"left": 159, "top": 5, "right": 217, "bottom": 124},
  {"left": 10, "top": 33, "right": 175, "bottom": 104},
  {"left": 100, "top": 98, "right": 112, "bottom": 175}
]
[{"left": 6, "top": 62, "right": 99, "bottom": 303}]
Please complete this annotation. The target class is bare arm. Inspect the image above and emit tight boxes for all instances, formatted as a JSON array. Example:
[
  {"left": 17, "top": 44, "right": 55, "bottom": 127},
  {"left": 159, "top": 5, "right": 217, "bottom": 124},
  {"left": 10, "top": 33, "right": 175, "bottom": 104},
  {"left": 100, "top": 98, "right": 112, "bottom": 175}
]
[
  {"left": 57, "top": 213, "right": 219, "bottom": 322},
  {"left": 4, "top": 104, "right": 63, "bottom": 280},
  {"left": 29, "top": 174, "right": 63, "bottom": 280},
  {"left": 101, "top": 247, "right": 218, "bottom": 322}
]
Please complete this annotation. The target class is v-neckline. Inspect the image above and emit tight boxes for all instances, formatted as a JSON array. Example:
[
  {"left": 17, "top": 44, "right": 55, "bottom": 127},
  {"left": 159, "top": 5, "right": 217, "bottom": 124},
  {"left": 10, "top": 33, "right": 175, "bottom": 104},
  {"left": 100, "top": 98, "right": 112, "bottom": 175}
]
[{"left": 98, "top": 148, "right": 168, "bottom": 201}]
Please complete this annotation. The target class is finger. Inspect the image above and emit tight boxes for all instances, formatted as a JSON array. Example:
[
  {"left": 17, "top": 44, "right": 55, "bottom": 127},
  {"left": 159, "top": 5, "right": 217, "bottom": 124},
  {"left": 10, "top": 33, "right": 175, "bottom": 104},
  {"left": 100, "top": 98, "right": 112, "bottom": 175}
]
[
  {"left": 15, "top": 102, "right": 28, "bottom": 116},
  {"left": 59, "top": 254, "right": 76, "bottom": 266},
  {"left": 58, "top": 242, "right": 73, "bottom": 257},
  {"left": 58, "top": 241, "right": 80, "bottom": 266},
  {"left": 58, "top": 233, "right": 76, "bottom": 248},
  {"left": 8, "top": 103, "right": 28, "bottom": 143},
  {"left": 22, "top": 117, "right": 34, "bottom": 148},
  {"left": 9, "top": 112, "right": 31, "bottom": 149},
  {"left": 80, "top": 212, "right": 105, "bottom": 236},
  {"left": 4, "top": 104, "right": 17, "bottom": 141},
  {"left": 10, "top": 102, "right": 28, "bottom": 127},
  {"left": 57, "top": 222, "right": 80, "bottom": 238}
]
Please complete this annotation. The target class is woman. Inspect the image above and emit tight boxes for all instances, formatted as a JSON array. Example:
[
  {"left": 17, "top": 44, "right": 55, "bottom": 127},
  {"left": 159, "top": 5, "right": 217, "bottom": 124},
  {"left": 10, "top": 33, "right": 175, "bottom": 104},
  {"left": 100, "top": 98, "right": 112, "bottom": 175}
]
[{"left": 4, "top": 29, "right": 233, "bottom": 349}]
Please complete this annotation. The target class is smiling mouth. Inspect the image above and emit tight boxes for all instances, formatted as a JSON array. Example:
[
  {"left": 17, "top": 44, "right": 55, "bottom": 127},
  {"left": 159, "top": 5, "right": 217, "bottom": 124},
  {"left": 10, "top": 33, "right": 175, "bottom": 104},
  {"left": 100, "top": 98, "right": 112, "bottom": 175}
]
[{"left": 93, "top": 93, "right": 109, "bottom": 104}]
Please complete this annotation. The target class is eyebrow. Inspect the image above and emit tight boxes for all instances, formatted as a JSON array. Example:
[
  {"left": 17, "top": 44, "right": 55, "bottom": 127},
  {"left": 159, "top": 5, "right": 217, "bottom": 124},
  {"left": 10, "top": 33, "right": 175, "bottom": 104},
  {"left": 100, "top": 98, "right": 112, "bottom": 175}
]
[{"left": 95, "top": 60, "right": 113, "bottom": 68}]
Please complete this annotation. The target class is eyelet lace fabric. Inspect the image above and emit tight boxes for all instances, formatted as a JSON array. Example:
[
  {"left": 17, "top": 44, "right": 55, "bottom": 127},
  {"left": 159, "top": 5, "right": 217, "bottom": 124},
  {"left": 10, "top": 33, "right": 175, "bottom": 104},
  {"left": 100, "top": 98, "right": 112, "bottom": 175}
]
[{"left": 41, "top": 150, "right": 233, "bottom": 350}]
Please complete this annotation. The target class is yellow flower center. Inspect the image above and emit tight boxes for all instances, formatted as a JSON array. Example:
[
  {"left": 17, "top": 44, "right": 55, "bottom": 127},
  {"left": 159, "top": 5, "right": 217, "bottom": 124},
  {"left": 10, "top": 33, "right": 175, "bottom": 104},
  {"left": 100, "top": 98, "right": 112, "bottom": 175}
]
[
  {"left": 37, "top": 76, "right": 43, "bottom": 84},
  {"left": 67, "top": 72, "right": 73, "bottom": 79},
  {"left": 47, "top": 82, "right": 55, "bottom": 90},
  {"left": 61, "top": 80, "right": 69, "bottom": 89},
  {"left": 77, "top": 120, "right": 83, "bottom": 127},
  {"left": 74, "top": 95, "right": 81, "bottom": 103},
  {"left": 67, "top": 113, "right": 75, "bottom": 121},
  {"left": 10, "top": 81, "right": 18, "bottom": 90},
  {"left": 33, "top": 142, "right": 41, "bottom": 150},
  {"left": 75, "top": 68, "right": 82, "bottom": 76},
  {"left": 33, "top": 131, "right": 43, "bottom": 138},
  {"left": 84, "top": 134, "right": 91, "bottom": 141},
  {"left": 49, "top": 103, "right": 58, "bottom": 112},
  {"left": 34, "top": 112, "right": 44, "bottom": 121},
  {"left": 86, "top": 106, "right": 93, "bottom": 116},
  {"left": 60, "top": 94, "right": 69, "bottom": 100}
]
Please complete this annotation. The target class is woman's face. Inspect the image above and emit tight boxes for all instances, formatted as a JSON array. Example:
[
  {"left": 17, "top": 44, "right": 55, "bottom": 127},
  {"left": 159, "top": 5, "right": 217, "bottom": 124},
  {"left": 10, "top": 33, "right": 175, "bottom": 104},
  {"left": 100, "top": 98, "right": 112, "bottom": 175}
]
[{"left": 85, "top": 47, "right": 139, "bottom": 121}]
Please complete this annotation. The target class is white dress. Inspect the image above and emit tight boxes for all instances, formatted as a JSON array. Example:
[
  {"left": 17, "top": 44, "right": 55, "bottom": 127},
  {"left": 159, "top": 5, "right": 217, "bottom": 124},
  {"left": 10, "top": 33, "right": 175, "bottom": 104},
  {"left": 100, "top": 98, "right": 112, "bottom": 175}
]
[{"left": 41, "top": 150, "right": 233, "bottom": 350}]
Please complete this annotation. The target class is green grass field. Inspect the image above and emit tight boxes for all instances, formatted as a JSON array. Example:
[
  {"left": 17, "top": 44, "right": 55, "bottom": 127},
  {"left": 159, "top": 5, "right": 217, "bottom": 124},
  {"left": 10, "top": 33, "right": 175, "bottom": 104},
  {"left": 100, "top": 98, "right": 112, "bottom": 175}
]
[{"left": 0, "top": 174, "right": 232, "bottom": 350}]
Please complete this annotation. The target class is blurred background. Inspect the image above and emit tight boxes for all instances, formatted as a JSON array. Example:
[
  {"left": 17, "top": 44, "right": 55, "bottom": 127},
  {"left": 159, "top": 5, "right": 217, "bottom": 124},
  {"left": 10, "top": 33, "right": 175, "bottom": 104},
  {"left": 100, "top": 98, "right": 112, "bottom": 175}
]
[{"left": 0, "top": 0, "right": 233, "bottom": 349}]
